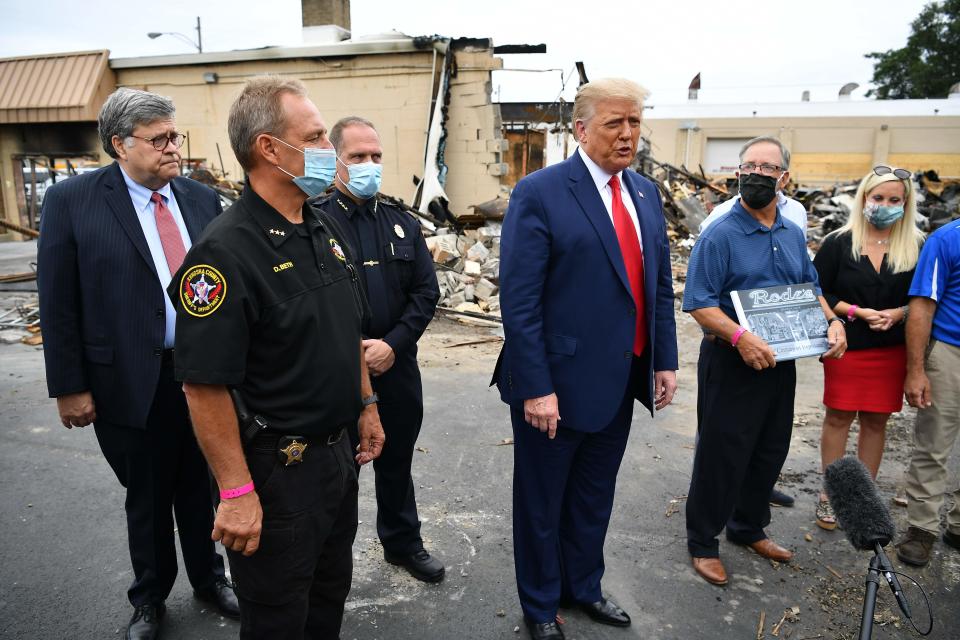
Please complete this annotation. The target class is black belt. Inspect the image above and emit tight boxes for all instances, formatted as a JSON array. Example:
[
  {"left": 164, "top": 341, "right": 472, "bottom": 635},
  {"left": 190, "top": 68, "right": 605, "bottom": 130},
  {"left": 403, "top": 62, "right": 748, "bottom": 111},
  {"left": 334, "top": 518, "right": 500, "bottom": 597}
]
[
  {"left": 704, "top": 334, "right": 736, "bottom": 348},
  {"left": 247, "top": 428, "right": 346, "bottom": 466},
  {"left": 249, "top": 428, "right": 345, "bottom": 449}
]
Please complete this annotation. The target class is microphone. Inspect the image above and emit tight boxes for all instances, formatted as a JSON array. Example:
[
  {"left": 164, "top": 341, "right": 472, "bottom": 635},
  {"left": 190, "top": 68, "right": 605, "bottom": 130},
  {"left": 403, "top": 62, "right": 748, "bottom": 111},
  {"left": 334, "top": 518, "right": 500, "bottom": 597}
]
[
  {"left": 825, "top": 456, "right": 911, "bottom": 621},
  {"left": 824, "top": 456, "right": 894, "bottom": 549}
]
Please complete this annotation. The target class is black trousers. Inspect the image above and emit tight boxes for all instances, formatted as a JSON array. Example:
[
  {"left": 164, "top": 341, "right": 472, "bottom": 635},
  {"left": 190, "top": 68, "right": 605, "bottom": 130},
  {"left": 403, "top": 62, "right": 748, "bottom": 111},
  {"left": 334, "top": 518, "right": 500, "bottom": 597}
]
[
  {"left": 686, "top": 338, "right": 796, "bottom": 558},
  {"left": 350, "top": 357, "right": 425, "bottom": 555},
  {"left": 228, "top": 432, "right": 359, "bottom": 640},
  {"left": 93, "top": 359, "right": 225, "bottom": 607}
]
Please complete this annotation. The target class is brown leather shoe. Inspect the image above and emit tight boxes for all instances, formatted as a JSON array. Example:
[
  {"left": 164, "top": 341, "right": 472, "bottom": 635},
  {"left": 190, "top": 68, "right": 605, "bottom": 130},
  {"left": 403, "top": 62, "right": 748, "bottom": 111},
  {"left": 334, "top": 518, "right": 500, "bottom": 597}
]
[
  {"left": 747, "top": 538, "right": 793, "bottom": 562},
  {"left": 692, "top": 556, "right": 728, "bottom": 585}
]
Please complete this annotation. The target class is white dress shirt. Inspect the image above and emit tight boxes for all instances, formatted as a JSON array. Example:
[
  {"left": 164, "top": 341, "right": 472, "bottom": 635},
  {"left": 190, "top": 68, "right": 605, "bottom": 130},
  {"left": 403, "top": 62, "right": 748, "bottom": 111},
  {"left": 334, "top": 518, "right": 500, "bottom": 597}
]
[
  {"left": 577, "top": 146, "right": 643, "bottom": 249},
  {"left": 700, "top": 191, "right": 808, "bottom": 238},
  {"left": 119, "top": 166, "right": 192, "bottom": 348}
]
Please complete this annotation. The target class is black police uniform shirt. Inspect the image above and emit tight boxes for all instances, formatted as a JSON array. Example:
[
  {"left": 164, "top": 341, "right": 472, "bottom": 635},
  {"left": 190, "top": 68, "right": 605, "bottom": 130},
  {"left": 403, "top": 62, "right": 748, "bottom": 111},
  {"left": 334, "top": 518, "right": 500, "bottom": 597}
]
[
  {"left": 168, "top": 185, "right": 364, "bottom": 436},
  {"left": 317, "top": 190, "right": 439, "bottom": 401}
]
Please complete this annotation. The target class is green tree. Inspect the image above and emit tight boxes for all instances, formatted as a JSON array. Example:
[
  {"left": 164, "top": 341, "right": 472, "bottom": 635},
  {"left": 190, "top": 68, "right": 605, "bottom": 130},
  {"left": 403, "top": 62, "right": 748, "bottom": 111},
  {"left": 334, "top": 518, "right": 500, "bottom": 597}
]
[{"left": 866, "top": 0, "right": 960, "bottom": 99}]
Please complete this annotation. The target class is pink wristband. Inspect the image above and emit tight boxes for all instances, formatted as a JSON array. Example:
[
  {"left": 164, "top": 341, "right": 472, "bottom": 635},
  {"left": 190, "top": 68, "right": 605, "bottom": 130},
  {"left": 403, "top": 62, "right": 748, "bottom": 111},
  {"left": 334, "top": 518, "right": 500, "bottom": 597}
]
[
  {"left": 220, "top": 481, "right": 255, "bottom": 500},
  {"left": 731, "top": 327, "right": 747, "bottom": 346},
  {"left": 847, "top": 305, "right": 858, "bottom": 322}
]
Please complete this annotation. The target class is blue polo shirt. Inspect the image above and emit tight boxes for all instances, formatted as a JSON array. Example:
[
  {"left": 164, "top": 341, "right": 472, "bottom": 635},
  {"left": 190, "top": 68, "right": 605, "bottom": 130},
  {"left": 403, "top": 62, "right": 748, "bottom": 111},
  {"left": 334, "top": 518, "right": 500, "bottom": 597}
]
[
  {"left": 909, "top": 218, "right": 960, "bottom": 347},
  {"left": 683, "top": 201, "right": 821, "bottom": 322}
]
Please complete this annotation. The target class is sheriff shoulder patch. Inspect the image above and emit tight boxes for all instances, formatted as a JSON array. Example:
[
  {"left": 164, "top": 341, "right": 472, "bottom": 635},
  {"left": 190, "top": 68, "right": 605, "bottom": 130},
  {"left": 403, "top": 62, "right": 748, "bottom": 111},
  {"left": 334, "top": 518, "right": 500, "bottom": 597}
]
[{"left": 180, "top": 265, "right": 226, "bottom": 317}]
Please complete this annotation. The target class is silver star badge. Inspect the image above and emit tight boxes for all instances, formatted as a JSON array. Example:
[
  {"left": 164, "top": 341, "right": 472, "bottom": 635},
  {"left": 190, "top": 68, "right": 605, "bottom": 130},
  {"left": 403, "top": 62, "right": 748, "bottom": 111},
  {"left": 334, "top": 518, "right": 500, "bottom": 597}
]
[
  {"left": 269, "top": 228, "right": 285, "bottom": 236},
  {"left": 394, "top": 224, "right": 405, "bottom": 239}
]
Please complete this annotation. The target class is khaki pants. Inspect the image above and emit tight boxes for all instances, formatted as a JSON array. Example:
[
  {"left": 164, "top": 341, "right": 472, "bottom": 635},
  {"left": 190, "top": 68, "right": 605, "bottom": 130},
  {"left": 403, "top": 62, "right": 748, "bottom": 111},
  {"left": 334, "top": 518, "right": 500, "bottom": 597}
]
[{"left": 905, "top": 339, "right": 960, "bottom": 535}]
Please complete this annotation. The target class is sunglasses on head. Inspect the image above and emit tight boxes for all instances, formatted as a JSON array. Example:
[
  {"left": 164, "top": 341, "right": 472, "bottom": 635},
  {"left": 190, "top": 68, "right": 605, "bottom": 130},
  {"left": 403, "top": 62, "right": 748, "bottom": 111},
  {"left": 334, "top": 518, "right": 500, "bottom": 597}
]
[{"left": 873, "top": 165, "right": 911, "bottom": 180}]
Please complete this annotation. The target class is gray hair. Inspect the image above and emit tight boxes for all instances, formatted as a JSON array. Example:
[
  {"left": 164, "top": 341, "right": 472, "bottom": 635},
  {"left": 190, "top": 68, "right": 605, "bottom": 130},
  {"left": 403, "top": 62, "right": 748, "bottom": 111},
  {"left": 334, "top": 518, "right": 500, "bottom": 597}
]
[
  {"left": 739, "top": 136, "right": 791, "bottom": 170},
  {"left": 98, "top": 88, "right": 176, "bottom": 159},
  {"left": 329, "top": 116, "right": 378, "bottom": 154},
  {"left": 572, "top": 77, "right": 649, "bottom": 136},
  {"left": 228, "top": 76, "right": 308, "bottom": 171}
]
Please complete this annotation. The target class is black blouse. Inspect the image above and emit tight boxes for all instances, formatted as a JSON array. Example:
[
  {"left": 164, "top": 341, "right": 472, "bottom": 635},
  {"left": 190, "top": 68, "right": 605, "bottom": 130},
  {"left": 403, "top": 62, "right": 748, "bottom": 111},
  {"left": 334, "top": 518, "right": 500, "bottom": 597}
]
[{"left": 813, "top": 231, "right": 918, "bottom": 351}]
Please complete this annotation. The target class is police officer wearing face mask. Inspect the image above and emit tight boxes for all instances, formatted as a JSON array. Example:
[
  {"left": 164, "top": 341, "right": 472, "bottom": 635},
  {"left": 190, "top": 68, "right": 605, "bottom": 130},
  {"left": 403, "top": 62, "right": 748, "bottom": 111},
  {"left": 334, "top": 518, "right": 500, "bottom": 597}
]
[
  {"left": 317, "top": 116, "right": 443, "bottom": 582},
  {"left": 681, "top": 136, "right": 847, "bottom": 587},
  {"left": 169, "top": 79, "right": 385, "bottom": 638}
]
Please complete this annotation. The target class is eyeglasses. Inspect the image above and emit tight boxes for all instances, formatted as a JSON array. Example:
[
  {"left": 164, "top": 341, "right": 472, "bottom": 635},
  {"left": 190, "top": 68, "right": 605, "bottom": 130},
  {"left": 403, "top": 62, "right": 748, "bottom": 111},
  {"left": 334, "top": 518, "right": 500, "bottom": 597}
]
[
  {"left": 873, "top": 165, "right": 911, "bottom": 180},
  {"left": 129, "top": 132, "right": 187, "bottom": 151},
  {"left": 738, "top": 162, "right": 784, "bottom": 176}
]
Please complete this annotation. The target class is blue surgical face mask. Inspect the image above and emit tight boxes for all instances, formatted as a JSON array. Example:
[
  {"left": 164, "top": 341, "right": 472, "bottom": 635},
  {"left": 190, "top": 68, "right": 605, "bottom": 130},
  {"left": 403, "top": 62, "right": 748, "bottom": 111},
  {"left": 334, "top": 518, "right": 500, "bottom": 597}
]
[
  {"left": 271, "top": 136, "right": 336, "bottom": 198},
  {"left": 863, "top": 202, "right": 905, "bottom": 229},
  {"left": 337, "top": 156, "right": 382, "bottom": 200}
]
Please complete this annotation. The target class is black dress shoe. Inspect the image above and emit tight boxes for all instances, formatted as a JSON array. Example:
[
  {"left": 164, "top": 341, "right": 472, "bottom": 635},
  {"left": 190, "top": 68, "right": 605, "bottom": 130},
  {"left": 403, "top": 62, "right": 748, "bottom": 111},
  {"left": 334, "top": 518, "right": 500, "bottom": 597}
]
[
  {"left": 524, "top": 618, "right": 565, "bottom": 639},
  {"left": 769, "top": 488, "right": 795, "bottom": 507},
  {"left": 126, "top": 603, "right": 165, "bottom": 640},
  {"left": 194, "top": 576, "right": 240, "bottom": 619},
  {"left": 384, "top": 548, "right": 445, "bottom": 583},
  {"left": 580, "top": 597, "right": 631, "bottom": 627}
]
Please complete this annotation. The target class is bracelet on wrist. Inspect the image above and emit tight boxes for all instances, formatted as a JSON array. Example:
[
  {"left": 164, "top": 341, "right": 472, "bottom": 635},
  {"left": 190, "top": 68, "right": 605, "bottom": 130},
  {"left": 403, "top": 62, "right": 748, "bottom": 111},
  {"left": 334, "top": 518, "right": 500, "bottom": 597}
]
[
  {"left": 220, "top": 481, "right": 255, "bottom": 500},
  {"left": 731, "top": 327, "right": 747, "bottom": 346},
  {"left": 846, "top": 304, "right": 859, "bottom": 322}
]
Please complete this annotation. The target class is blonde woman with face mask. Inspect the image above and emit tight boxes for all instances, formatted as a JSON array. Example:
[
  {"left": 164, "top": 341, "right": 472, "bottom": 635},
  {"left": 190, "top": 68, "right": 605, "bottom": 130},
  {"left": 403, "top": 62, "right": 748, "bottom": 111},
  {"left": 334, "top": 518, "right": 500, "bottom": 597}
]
[{"left": 811, "top": 166, "right": 926, "bottom": 530}]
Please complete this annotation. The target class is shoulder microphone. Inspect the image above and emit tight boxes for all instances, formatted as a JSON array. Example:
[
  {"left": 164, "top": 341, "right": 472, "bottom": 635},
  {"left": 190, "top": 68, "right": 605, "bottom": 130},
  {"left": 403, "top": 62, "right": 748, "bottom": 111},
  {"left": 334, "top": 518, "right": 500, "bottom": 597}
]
[{"left": 824, "top": 456, "right": 911, "bottom": 621}]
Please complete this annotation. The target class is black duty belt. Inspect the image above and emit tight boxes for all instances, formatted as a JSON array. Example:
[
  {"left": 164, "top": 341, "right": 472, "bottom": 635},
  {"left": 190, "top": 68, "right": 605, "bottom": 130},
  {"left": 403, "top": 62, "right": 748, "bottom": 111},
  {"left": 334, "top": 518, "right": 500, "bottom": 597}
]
[{"left": 247, "top": 429, "right": 346, "bottom": 466}]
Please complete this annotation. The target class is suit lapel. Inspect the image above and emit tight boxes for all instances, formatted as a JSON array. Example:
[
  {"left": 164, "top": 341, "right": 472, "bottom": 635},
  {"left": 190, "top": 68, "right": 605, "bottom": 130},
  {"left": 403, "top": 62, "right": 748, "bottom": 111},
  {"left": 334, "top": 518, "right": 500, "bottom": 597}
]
[
  {"left": 567, "top": 153, "right": 632, "bottom": 297},
  {"left": 170, "top": 179, "right": 203, "bottom": 242},
  {"left": 103, "top": 163, "right": 158, "bottom": 278}
]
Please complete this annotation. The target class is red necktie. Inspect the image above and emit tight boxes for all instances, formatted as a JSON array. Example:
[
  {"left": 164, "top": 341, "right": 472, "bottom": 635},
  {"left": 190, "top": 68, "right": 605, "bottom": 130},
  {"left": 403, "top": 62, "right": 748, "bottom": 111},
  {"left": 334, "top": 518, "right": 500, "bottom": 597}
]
[
  {"left": 609, "top": 175, "right": 646, "bottom": 356},
  {"left": 151, "top": 192, "right": 186, "bottom": 275}
]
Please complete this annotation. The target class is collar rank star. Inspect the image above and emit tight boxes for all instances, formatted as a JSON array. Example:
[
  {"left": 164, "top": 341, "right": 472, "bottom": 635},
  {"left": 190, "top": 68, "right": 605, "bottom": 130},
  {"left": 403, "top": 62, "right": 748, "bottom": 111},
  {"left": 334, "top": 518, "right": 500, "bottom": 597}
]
[
  {"left": 280, "top": 439, "right": 307, "bottom": 466},
  {"left": 336, "top": 198, "right": 349, "bottom": 211},
  {"left": 393, "top": 224, "right": 405, "bottom": 239},
  {"left": 269, "top": 228, "right": 285, "bottom": 236}
]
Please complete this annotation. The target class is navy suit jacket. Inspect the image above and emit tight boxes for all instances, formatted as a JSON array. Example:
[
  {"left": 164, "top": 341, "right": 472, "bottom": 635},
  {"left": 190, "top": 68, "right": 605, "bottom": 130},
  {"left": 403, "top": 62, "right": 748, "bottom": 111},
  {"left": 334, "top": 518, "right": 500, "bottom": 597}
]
[
  {"left": 492, "top": 152, "right": 679, "bottom": 431},
  {"left": 38, "top": 162, "right": 221, "bottom": 429}
]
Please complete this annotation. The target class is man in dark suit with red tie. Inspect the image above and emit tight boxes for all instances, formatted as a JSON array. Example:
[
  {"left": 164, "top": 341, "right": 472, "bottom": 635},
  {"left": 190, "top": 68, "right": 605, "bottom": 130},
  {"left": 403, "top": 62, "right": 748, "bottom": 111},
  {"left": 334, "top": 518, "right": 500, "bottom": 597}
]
[
  {"left": 38, "top": 88, "right": 236, "bottom": 640},
  {"left": 493, "top": 78, "right": 679, "bottom": 640}
]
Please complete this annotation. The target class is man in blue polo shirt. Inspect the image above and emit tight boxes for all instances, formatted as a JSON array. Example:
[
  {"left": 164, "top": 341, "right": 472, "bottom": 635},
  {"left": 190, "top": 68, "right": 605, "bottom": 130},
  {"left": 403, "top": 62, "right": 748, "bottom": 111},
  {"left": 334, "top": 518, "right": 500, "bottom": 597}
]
[
  {"left": 897, "top": 219, "right": 960, "bottom": 567},
  {"left": 681, "top": 138, "right": 847, "bottom": 586}
]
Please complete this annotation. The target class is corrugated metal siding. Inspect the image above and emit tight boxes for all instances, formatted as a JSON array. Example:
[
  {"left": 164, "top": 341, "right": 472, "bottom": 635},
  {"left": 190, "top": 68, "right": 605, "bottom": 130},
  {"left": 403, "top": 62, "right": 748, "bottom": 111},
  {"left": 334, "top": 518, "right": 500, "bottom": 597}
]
[{"left": 0, "top": 50, "right": 112, "bottom": 123}]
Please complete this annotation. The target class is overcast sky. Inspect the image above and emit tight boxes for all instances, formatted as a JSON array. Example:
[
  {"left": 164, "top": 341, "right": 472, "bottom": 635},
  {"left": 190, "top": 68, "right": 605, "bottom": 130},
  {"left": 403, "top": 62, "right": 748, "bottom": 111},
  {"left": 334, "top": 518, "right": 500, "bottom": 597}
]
[{"left": 0, "top": 0, "right": 931, "bottom": 105}]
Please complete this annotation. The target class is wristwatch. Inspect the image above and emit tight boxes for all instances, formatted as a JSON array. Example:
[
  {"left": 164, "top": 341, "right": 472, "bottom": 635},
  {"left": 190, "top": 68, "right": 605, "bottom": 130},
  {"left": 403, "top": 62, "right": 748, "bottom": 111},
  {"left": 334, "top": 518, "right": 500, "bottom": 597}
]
[
  {"left": 826, "top": 316, "right": 845, "bottom": 325},
  {"left": 362, "top": 393, "right": 379, "bottom": 407}
]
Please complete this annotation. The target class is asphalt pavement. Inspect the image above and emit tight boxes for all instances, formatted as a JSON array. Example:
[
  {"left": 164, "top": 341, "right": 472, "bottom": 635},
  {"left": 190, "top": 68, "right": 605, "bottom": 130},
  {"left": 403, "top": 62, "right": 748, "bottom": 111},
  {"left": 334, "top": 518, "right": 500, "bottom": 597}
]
[{"left": 0, "top": 240, "right": 957, "bottom": 639}]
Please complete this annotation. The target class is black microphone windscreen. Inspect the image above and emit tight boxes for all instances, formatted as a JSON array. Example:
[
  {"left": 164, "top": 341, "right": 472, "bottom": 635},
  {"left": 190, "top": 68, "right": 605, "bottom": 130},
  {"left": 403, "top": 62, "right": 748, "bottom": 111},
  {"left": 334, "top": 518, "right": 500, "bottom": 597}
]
[{"left": 824, "top": 456, "right": 895, "bottom": 550}]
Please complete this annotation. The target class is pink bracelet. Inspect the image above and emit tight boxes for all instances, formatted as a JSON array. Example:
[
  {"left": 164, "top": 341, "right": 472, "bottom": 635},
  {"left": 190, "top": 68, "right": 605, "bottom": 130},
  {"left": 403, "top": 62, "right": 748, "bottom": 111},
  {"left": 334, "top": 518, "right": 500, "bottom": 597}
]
[
  {"left": 220, "top": 481, "right": 255, "bottom": 500},
  {"left": 847, "top": 305, "right": 858, "bottom": 322},
  {"left": 731, "top": 327, "right": 747, "bottom": 346}
]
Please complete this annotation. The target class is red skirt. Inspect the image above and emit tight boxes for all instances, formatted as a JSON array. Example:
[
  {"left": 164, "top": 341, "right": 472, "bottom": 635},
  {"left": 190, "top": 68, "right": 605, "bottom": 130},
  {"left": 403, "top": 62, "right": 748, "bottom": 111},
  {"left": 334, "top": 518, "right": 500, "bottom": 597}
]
[{"left": 822, "top": 344, "right": 906, "bottom": 413}]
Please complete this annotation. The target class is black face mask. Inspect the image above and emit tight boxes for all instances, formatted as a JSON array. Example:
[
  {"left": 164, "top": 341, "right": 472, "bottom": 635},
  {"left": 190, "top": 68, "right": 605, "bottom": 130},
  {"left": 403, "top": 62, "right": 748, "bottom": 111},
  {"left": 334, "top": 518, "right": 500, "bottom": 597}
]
[{"left": 739, "top": 172, "right": 779, "bottom": 209}]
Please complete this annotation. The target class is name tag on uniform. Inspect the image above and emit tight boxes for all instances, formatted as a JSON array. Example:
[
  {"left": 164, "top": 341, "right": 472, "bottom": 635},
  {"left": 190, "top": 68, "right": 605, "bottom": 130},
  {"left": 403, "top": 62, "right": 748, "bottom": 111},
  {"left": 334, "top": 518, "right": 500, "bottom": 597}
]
[{"left": 273, "top": 261, "right": 293, "bottom": 272}]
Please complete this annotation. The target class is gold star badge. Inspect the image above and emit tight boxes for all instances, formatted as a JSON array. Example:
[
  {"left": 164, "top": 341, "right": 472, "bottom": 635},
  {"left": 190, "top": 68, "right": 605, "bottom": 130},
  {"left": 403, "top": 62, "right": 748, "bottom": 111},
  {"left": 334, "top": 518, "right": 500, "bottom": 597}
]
[{"left": 280, "top": 440, "right": 308, "bottom": 466}]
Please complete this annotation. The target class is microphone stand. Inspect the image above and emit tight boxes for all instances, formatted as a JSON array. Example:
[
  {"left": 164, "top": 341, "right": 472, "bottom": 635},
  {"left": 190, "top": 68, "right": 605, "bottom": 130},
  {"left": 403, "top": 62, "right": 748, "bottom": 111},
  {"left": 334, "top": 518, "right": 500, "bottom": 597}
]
[
  {"left": 858, "top": 553, "right": 882, "bottom": 640},
  {"left": 859, "top": 542, "right": 912, "bottom": 640}
]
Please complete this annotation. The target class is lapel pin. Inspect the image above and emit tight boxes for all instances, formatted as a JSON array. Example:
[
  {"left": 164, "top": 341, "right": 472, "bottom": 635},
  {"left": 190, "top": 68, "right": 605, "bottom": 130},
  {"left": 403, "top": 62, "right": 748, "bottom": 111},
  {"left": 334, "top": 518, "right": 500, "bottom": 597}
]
[
  {"left": 269, "top": 228, "right": 285, "bottom": 236},
  {"left": 638, "top": 191, "right": 645, "bottom": 199}
]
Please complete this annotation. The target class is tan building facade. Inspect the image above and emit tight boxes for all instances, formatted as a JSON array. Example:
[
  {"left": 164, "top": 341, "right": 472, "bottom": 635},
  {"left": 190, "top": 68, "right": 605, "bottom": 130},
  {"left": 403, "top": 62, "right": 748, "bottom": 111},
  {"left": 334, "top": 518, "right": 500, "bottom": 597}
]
[
  {"left": 0, "top": 37, "right": 507, "bottom": 239},
  {"left": 642, "top": 100, "right": 960, "bottom": 184}
]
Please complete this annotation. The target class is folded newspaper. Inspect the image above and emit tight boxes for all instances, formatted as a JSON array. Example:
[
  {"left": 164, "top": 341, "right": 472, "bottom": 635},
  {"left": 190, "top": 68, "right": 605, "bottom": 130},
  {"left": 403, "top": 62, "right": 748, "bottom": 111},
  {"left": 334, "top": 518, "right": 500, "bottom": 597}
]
[{"left": 730, "top": 283, "right": 828, "bottom": 361}]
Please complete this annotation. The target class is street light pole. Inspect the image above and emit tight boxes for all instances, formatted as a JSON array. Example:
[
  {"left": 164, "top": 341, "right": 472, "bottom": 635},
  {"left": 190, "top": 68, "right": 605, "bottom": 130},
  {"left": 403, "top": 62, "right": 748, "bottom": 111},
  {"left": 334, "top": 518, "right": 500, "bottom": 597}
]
[
  {"left": 146, "top": 16, "right": 203, "bottom": 53},
  {"left": 196, "top": 16, "right": 203, "bottom": 54}
]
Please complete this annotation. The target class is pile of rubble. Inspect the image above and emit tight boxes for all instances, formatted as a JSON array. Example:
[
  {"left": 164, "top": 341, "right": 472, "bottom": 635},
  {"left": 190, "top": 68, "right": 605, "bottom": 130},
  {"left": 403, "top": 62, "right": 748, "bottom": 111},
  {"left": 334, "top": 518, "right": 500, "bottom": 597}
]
[{"left": 425, "top": 219, "right": 503, "bottom": 326}]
